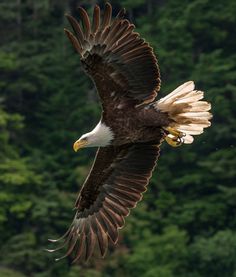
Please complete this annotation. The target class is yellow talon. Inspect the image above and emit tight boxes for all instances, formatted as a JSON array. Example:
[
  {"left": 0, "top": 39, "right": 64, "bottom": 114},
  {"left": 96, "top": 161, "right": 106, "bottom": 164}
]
[
  {"left": 164, "top": 127, "right": 185, "bottom": 147},
  {"left": 164, "top": 127, "right": 184, "bottom": 137},
  {"left": 165, "top": 135, "right": 183, "bottom": 147}
]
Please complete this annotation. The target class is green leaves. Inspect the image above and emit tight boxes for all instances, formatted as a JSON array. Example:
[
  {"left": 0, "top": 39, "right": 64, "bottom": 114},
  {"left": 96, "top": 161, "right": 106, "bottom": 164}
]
[
  {"left": 189, "top": 230, "right": 236, "bottom": 277},
  {"left": 123, "top": 226, "right": 188, "bottom": 277},
  {"left": 0, "top": 0, "right": 235, "bottom": 276}
]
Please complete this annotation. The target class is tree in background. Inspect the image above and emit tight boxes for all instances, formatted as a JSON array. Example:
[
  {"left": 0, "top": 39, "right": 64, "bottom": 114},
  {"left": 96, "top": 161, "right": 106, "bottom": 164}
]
[{"left": 0, "top": 0, "right": 235, "bottom": 276}]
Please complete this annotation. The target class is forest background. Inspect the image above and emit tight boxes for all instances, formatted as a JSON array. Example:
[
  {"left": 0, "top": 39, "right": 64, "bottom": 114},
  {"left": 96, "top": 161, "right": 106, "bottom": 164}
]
[{"left": 0, "top": 0, "right": 236, "bottom": 276}]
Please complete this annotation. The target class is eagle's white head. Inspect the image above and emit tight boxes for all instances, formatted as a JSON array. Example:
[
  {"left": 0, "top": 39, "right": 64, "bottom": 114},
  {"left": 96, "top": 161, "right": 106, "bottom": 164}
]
[{"left": 73, "top": 121, "right": 114, "bottom": 151}]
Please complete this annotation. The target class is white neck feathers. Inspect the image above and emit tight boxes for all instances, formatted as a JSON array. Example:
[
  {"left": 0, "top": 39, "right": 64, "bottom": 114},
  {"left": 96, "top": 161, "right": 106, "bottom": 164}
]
[{"left": 80, "top": 121, "right": 114, "bottom": 147}]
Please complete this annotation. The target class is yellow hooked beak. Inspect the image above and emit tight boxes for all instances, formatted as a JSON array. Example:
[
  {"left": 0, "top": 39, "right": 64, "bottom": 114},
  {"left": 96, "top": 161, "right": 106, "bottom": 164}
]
[{"left": 73, "top": 139, "right": 88, "bottom": 152}]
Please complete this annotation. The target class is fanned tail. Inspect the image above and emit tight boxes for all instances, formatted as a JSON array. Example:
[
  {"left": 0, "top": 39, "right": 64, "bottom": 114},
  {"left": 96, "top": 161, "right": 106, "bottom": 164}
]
[{"left": 157, "top": 81, "right": 212, "bottom": 144}]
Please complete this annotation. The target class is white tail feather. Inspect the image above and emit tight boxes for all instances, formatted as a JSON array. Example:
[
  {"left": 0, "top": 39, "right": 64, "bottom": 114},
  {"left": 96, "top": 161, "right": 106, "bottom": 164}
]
[
  {"left": 158, "top": 81, "right": 194, "bottom": 104},
  {"left": 156, "top": 81, "right": 212, "bottom": 144}
]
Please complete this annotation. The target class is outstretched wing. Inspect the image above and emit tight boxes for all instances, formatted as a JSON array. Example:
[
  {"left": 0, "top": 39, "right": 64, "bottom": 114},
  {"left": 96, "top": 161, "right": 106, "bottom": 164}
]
[
  {"left": 64, "top": 3, "right": 161, "bottom": 107},
  {"left": 48, "top": 141, "right": 161, "bottom": 262}
]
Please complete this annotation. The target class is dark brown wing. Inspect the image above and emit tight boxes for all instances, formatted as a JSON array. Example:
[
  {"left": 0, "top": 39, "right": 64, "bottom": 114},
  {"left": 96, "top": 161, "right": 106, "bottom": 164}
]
[
  {"left": 64, "top": 3, "right": 161, "bottom": 107},
  {"left": 48, "top": 142, "right": 161, "bottom": 262}
]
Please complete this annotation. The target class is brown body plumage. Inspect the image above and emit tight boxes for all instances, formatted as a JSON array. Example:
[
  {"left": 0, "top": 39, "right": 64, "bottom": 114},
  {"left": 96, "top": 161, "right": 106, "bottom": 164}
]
[
  {"left": 102, "top": 100, "right": 170, "bottom": 145},
  {"left": 47, "top": 3, "right": 212, "bottom": 262}
]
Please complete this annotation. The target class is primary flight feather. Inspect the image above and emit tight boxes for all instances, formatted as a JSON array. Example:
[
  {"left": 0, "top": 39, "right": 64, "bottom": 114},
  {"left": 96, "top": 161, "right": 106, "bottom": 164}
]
[{"left": 48, "top": 3, "right": 212, "bottom": 262}]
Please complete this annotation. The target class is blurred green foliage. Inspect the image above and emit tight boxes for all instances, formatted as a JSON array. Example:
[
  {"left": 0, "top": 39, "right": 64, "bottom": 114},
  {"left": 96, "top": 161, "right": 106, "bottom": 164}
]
[{"left": 0, "top": 0, "right": 235, "bottom": 276}]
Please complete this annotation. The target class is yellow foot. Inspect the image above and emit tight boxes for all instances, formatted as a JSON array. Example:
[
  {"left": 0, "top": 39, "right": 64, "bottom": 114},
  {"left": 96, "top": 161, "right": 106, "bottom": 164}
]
[
  {"left": 163, "top": 127, "right": 185, "bottom": 147},
  {"left": 164, "top": 127, "right": 184, "bottom": 137}
]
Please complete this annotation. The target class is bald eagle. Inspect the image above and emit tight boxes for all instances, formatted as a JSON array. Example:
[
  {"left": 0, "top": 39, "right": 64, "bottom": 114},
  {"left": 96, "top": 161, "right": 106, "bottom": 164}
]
[{"left": 48, "top": 3, "right": 212, "bottom": 262}]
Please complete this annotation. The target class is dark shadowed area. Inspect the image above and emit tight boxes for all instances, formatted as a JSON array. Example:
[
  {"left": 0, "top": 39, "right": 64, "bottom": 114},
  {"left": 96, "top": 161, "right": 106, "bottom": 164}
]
[{"left": 0, "top": 0, "right": 235, "bottom": 276}]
